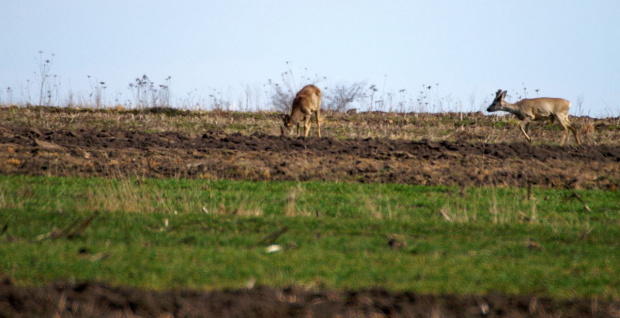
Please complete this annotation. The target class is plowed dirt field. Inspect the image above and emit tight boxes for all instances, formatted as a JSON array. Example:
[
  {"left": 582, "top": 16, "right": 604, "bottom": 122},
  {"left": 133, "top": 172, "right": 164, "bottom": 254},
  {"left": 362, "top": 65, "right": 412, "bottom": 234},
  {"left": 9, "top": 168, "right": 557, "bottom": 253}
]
[
  {"left": 1, "top": 125, "right": 619, "bottom": 189},
  {"left": 2, "top": 278, "right": 620, "bottom": 318}
]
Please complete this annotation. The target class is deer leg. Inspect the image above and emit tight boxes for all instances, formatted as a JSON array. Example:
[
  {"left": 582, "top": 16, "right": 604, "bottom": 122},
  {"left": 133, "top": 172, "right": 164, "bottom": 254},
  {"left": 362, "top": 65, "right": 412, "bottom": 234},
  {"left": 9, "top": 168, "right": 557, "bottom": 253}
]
[
  {"left": 569, "top": 124, "right": 581, "bottom": 145},
  {"left": 315, "top": 110, "right": 321, "bottom": 138},
  {"left": 552, "top": 114, "right": 566, "bottom": 145},
  {"left": 303, "top": 116, "right": 312, "bottom": 138},
  {"left": 556, "top": 114, "right": 581, "bottom": 145},
  {"left": 561, "top": 114, "right": 581, "bottom": 145},
  {"left": 560, "top": 129, "right": 568, "bottom": 146},
  {"left": 563, "top": 121, "right": 581, "bottom": 145},
  {"left": 519, "top": 118, "right": 533, "bottom": 143},
  {"left": 317, "top": 97, "right": 322, "bottom": 138},
  {"left": 524, "top": 121, "right": 532, "bottom": 135}
]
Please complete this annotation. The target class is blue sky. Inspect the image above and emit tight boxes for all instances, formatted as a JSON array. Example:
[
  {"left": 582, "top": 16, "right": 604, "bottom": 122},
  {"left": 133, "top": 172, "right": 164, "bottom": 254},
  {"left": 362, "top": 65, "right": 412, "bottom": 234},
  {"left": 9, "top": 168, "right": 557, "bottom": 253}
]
[{"left": 1, "top": 1, "right": 619, "bottom": 116}]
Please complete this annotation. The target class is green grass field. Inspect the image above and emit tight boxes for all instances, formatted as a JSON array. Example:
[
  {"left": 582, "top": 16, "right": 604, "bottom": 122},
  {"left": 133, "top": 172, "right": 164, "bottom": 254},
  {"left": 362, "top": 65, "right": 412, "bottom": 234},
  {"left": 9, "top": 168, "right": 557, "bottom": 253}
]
[{"left": 1, "top": 175, "right": 618, "bottom": 299}]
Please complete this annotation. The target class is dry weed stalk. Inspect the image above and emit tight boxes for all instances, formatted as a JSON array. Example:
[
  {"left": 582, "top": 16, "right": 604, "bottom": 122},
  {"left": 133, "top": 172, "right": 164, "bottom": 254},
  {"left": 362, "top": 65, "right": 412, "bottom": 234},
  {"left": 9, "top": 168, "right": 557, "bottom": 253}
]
[{"left": 285, "top": 184, "right": 309, "bottom": 217}]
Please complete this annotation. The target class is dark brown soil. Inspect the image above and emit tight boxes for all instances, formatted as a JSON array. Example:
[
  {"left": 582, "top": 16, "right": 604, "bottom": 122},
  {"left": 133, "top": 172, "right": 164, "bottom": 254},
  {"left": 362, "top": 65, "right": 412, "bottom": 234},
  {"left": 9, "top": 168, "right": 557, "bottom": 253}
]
[
  {"left": 1, "top": 278, "right": 619, "bottom": 318},
  {"left": 1, "top": 125, "right": 619, "bottom": 189}
]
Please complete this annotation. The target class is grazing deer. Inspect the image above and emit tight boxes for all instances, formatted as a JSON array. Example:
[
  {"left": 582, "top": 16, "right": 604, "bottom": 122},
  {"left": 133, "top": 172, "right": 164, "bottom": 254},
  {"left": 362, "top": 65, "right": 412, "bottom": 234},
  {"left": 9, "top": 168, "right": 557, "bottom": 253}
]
[
  {"left": 281, "top": 84, "right": 322, "bottom": 138},
  {"left": 487, "top": 89, "right": 581, "bottom": 145}
]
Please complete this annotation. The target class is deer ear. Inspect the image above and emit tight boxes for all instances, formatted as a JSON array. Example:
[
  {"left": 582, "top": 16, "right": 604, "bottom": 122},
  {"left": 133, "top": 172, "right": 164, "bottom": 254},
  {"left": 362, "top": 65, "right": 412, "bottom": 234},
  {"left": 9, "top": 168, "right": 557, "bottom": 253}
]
[
  {"left": 495, "top": 89, "right": 503, "bottom": 96},
  {"left": 501, "top": 90, "right": 507, "bottom": 99}
]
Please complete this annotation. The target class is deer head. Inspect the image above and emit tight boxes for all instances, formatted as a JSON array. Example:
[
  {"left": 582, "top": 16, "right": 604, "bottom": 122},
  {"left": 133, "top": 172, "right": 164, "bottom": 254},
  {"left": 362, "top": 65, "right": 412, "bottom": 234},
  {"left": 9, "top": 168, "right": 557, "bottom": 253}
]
[
  {"left": 487, "top": 89, "right": 507, "bottom": 112},
  {"left": 280, "top": 114, "right": 293, "bottom": 137}
]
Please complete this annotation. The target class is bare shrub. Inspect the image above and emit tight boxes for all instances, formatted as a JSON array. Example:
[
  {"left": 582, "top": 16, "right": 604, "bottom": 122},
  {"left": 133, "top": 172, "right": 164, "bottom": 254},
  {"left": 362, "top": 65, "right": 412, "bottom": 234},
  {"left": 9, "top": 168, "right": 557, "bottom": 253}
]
[{"left": 323, "top": 82, "right": 366, "bottom": 112}]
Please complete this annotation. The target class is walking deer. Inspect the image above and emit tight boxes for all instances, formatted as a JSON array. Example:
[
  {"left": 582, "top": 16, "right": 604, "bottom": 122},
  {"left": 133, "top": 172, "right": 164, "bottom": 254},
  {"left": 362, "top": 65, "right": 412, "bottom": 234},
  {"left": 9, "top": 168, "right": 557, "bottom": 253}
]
[
  {"left": 281, "top": 84, "right": 322, "bottom": 138},
  {"left": 487, "top": 89, "right": 581, "bottom": 145}
]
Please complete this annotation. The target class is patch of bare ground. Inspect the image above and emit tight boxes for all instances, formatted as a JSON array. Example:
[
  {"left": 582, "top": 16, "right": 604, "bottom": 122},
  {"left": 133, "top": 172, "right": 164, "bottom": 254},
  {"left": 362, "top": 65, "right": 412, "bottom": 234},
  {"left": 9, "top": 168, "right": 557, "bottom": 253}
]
[{"left": 1, "top": 279, "right": 618, "bottom": 318}]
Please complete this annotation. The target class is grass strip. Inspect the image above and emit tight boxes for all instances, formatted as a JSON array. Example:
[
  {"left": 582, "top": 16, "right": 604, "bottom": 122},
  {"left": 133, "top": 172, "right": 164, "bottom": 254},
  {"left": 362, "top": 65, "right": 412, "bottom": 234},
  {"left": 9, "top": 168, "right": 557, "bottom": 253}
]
[{"left": 1, "top": 175, "right": 618, "bottom": 299}]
